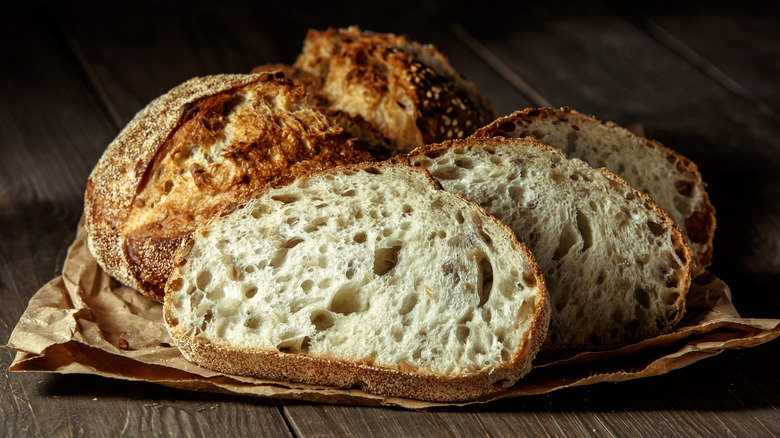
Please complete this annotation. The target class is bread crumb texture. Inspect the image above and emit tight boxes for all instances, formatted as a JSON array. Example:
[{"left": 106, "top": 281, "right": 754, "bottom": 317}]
[
  {"left": 164, "top": 163, "right": 548, "bottom": 401},
  {"left": 410, "top": 137, "right": 692, "bottom": 350}
]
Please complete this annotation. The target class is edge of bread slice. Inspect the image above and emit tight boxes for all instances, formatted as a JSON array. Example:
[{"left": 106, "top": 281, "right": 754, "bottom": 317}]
[
  {"left": 407, "top": 137, "right": 693, "bottom": 352},
  {"left": 163, "top": 162, "right": 549, "bottom": 402},
  {"left": 474, "top": 107, "right": 715, "bottom": 274}
]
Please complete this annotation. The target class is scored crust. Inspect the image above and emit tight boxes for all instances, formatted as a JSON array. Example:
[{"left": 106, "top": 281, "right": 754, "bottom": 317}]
[
  {"left": 85, "top": 72, "right": 374, "bottom": 302},
  {"left": 163, "top": 162, "right": 550, "bottom": 402},
  {"left": 473, "top": 107, "right": 716, "bottom": 273},
  {"left": 253, "top": 26, "right": 497, "bottom": 157}
]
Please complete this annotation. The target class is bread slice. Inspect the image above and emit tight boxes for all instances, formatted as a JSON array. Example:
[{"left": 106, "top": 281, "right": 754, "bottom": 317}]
[
  {"left": 84, "top": 72, "right": 374, "bottom": 302},
  {"left": 407, "top": 137, "right": 693, "bottom": 352},
  {"left": 474, "top": 107, "right": 715, "bottom": 273},
  {"left": 252, "top": 26, "right": 496, "bottom": 157},
  {"left": 163, "top": 162, "right": 549, "bottom": 402}
]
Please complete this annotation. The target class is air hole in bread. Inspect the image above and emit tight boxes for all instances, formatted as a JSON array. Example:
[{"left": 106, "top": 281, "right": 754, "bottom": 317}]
[
  {"left": 373, "top": 244, "right": 401, "bottom": 276},
  {"left": 455, "top": 210, "right": 465, "bottom": 224},
  {"left": 454, "top": 157, "right": 474, "bottom": 169},
  {"left": 398, "top": 292, "right": 419, "bottom": 315},
  {"left": 268, "top": 248, "right": 290, "bottom": 269},
  {"left": 476, "top": 254, "right": 493, "bottom": 308},
  {"left": 277, "top": 336, "right": 305, "bottom": 354},
  {"left": 342, "top": 189, "right": 357, "bottom": 197},
  {"left": 383, "top": 228, "right": 393, "bottom": 237},
  {"left": 647, "top": 221, "right": 666, "bottom": 236},
  {"left": 310, "top": 310, "right": 335, "bottom": 332},
  {"left": 402, "top": 204, "right": 414, "bottom": 214},
  {"left": 318, "top": 277, "right": 332, "bottom": 289},
  {"left": 431, "top": 166, "right": 464, "bottom": 180},
  {"left": 226, "top": 265, "right": 242, "bottom": 281},
  {"left": 576, "top": 209, "right": 593, "bottom": 251},
  {"left": 196, "top": 270, "right": 212, "bottom": 290},
  {"left": 676, "top": 180, "right": 695, "bottom": 197},
  {"left": 244, "top": 286, "right": 258, "bottom": 299},
  {"left": 353, "top": 232, "right": 367, "bottom": 243},
  {"left": 163, "top": 180, "right": 174, "bottom": 194},
  {"left": 300, "top": 279, "right": 314, "bottom": 292},
  {"left": 329, "top": 284, "right": 366, "bottom": 315},
  {"left": 283, "top": 238, "right": 304, "bottom": 249},
  {"left": 400, "top": 222, "right": 411, "bottom": 231},
  {"left": 553, "top": 224, "right": 578, "bottom": 261},
  {"left": 438, "top": 230, "right": 447, "bottom": 239},
  {"left": 456, "top": 325, "right": 470, "bottom": 343},
  {"left": 431, "top": 199, "right": 444, "bottom": 209},
  {"left": 364, "top": 166, "right": 382, "bottom": 175},
  {"left": 550, "top": 170, "right": 565, "bottom": 182},
  {"left": 169, "top": 277, "right": 183, "bottom": 292},
  {"left": 271, "top": 193, "right": 300, "bottom": 204},
  {"left": 634, "top": 287, "right": 652, "bottom": 309},
  {"left": 522, "top": 270, "right": 537, "bottom": 288}
]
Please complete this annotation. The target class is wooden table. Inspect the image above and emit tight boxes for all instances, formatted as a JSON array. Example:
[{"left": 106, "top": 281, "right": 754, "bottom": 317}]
[{"left": 3, "top": 1, "right": 779, "bottom": 436}]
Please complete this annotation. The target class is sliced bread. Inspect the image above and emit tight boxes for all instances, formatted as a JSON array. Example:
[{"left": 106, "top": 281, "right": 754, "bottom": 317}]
[
  {"left": 474, "top": 107, "right": 715, "bottom": 273},
  {"left": 163, "top": 162, "right": 549, "bottom": 402},
  {"left": 407, "top": 137, "right": 693, "bottom": 351}
]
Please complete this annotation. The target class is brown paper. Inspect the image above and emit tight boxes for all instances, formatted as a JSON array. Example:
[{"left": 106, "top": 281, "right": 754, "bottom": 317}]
[{"left": 5, "top": 219, "right": 780, "bottom": 410}]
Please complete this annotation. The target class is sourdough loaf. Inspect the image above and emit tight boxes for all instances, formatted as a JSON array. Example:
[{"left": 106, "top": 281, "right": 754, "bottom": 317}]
[
  {"left": 163, "top": 162, "right": 549, "bottom": 402},
  {"left": 84, "top": 72, "right": 374, "bottom": 302},
  {"left": 253, "top": 26, "right": 497, "bottom": 157},
  {"left": 474, "top": 107, "right": 715, "bottom": 273},
  {"left": 407, "top": 137, "right": 693, "bottom": 351}
]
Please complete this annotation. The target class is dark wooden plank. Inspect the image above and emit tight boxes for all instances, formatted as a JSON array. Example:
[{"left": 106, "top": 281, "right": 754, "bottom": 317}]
[
  {"left": 624, "top": 2, "right": 780, "bottom": 117},
  {"left": 52, "top": 1, "right": 532, "bottom": 124},
  {"left": 0, "top": 5, "right": 293, "bottom": 437}
]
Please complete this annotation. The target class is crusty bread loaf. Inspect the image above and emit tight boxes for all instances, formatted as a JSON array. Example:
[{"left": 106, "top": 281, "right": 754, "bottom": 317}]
[
  {"left": 253, "top": 26, "right": 496, "bottom": 157},
  {"left": 84, "top": 72, "right": 374, "bottom": 302},
  {"left": 474, "top": 107, "right": 715, "bottom": 273},
  {"left": 407, "top": 137, "right": 693, "bottom": 351},
  {"left": 163, "top": 162, "right": 549, "bottom": 402}
]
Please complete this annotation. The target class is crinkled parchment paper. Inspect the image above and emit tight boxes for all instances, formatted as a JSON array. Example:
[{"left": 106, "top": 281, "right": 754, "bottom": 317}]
[{"left": 5, "top": 220, "right": 780, "bottom": 410}]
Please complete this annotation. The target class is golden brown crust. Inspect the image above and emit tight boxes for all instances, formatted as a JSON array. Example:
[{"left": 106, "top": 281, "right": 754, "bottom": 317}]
[
  {"left": 163, "top": 161, "right": 550, "bottom": 402},
  {"left": 473, "top": 107, "right": 716, "bottom": 272},
  {"left": 256, "top": 27, "right": 496, "bottom": 157},
  {"left": 85, "top": 72, "right": 375, "bottom": 302}
]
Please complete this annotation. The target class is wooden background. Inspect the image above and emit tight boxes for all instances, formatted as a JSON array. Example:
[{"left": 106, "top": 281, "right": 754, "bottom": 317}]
[{"left": 2, "top": 1, "right": 779, "bottom": 436}]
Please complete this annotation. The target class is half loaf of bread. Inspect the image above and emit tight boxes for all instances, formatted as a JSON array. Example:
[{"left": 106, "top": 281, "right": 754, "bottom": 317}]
[
  {"left": 163, "top": 162, "right": 549, "bottom": 402},
  {"left": 474, "top": 107, "right": 715, "bottom": 273},
  {"left": 254, "top": 26, "right": 497, "bottom": 157},
  {"left": 407, "top": 137, "right": 693, "bottom": 352},
  {"left": 84, "top": 72, "right": 374, "bottom": 302}
]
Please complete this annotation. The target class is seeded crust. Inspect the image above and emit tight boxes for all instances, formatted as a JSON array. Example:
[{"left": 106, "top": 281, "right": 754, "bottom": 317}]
[
  {"left": 164, "top": 162, "right": 550, "bottom": 402},
  {"left": 84, "top": 72, "right": 374, "bottom": 302},
  {"left": 253, "top": 26, "right": 496, "bottom": 157},
  {"left": 406, "top": 137, "right": 693, "bottom": 352},
  {"left": 474, "top": 107, "right": 716, "bottom": 273}
]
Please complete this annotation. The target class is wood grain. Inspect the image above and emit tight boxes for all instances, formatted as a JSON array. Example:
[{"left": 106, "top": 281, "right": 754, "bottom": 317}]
[{"left": 2, "top": 1, "right": 779, "bottom": 437}]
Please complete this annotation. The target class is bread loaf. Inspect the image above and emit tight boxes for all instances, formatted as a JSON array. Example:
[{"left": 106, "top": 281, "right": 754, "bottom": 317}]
[
  {"left": 163, "top": 162, "right": 549, "bottom": 402},
  {"left": 84, "top": 72, "right": 374, "bottom": 302},
  {"left": 474, "top": 107, "right": 715, "bottom": 273},
  {"left": 254, "top": 26, "right": 497, "bottom": 157},
  {"left": 407, "top": 137, "right": 693, "bottom": 351}
]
